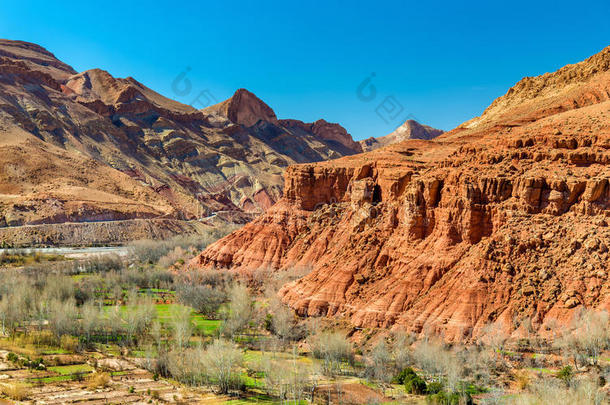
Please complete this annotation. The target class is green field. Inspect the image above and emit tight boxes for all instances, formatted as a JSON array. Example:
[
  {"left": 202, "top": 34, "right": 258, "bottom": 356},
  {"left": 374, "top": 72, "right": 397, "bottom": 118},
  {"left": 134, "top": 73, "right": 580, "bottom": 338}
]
[
  {"left": 48, "top": 364, "right": 94, "bottom": 375},
  {"left": 154, "top": 303, "right": 222, "bottom": 335},
  {"left": 102, "top": 303, "right": 222, "bottom": 336},
  {"left": 29, "top": 364, "right": 95, "bottom": 384}
]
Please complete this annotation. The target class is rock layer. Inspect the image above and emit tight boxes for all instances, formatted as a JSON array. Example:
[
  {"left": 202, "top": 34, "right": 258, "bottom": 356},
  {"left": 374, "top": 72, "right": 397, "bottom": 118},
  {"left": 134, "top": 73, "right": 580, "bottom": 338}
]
[{"left": 194, "top": 46, "right": 610, "bottom": 341}]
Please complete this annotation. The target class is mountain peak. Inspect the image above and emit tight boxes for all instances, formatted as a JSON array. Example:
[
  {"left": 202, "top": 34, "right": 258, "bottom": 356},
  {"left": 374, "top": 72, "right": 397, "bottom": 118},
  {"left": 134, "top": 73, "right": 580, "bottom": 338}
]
[
  {"left": 0, "top": 38, "right": 77, "bottom": 80},
  {"left": 359, "top": 119, "right": 444, "bottom": 151},
  {"left": 203, "top": 88, "right": 277, "bottom": 127}
]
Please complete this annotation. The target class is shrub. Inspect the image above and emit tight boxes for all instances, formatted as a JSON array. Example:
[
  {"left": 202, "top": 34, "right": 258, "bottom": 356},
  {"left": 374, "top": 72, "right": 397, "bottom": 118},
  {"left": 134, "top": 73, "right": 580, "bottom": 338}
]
[
  {"left": 7, "top": 352, "right": 19, "bottom": 363},
  {"left": 30, "top": 329, "right": 59, "bottom": 347},
  {"left": 405, "top": 375, "right": 427, "bottom": 395},
  {"left": 395, "top": 367, "right": 418, "bottom": 384},
  {"left": 557, "top": 365, "right": 573, "bottom": 386},
  {"left": 87, "top": 372, "right": 111, "bottom": 390},
  {"left": 395, "top": 367, "right": 427, "bottom": 394},
  {"left": 426, "top": 391, "right": 473, "bottom": 405},
  {"left": 158, "top": 247, "right": 190, "bottom": 268},
  {"left": 60, "top": 335, "right": 79, "bottom": 352},
  {"left": 519, "top": 377, "right": 607, "bottom": 404},
  {"left": 515, "top": 371, "right": 530, "bottom": 390},
  {"left": 426, "top": 382, "right": 444, "bottom": 395},
  {"left": 0, "top": 382, "right": 29, "bottom": 400}
]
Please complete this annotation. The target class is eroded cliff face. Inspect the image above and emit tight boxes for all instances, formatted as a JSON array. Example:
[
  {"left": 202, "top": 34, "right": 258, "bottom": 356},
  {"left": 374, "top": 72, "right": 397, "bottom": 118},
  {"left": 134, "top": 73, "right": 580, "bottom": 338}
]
[{"left": 193, "top": 46, "right": 610, "bottom": 341}]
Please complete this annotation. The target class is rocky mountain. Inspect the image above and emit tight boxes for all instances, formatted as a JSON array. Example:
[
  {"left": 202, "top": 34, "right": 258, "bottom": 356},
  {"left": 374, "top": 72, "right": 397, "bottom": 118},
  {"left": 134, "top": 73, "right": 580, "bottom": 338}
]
[
  {"left": 193, "top": 46, "right": 610, "bottom": 341},
  {"left": 0, "top": 39, "right": 361, "bottom": 245},
  {"left": 359, "top": 119, "right": 444, "bottom": 152}
]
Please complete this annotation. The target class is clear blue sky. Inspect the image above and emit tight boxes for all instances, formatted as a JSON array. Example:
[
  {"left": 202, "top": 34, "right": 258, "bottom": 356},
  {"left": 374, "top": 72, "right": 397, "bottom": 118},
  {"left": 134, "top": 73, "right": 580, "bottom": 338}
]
[{"left": 2, "top": 1, "right": 609, "bottom": 140}]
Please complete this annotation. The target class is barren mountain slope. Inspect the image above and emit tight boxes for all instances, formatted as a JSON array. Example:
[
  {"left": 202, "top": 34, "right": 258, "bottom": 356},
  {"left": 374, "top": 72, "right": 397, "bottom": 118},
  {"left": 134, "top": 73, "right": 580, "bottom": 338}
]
[
  {"left": 360, "top": 119, "right": 444, "bottom": 152},
  {"left": 0, "top": 39, "right": 361, "bottom": 243},
  {"left": 193, "top": 46, "right": 610, "bottom": 341}
]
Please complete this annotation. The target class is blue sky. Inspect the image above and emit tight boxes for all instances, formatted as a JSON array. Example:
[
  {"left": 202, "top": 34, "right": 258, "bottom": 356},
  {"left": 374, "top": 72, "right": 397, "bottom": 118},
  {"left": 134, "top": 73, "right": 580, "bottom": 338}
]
[{"left": 2, "top": 1, "right": 609, "bottom": 140}]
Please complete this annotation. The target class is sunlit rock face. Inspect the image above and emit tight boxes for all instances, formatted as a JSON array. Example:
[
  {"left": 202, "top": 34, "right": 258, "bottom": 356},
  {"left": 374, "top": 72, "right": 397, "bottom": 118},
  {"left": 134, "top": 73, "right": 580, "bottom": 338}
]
[{"left": 193, "top": 46, "right": 610, "bottom": 342}]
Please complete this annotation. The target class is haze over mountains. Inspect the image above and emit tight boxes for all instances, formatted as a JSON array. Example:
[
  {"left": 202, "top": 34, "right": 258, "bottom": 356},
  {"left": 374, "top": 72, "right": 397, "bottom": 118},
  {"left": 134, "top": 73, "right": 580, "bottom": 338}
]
[
  {"left": 194, "top": 45, "right": 610, "bottom": 341},
  {"left": 0, "top": 39, "right": 437, "bottom": 245}
]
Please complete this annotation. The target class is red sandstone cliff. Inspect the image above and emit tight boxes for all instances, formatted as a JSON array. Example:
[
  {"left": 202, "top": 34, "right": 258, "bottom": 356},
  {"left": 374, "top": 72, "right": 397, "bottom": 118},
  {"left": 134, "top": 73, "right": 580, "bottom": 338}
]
[{"left": 192, "top": 46, "right": 610, "bottom": 341}]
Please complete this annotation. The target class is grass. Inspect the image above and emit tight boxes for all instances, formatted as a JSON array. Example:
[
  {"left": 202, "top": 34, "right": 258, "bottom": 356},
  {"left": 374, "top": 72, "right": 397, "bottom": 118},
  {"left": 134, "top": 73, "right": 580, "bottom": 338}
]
[
  {"left": 241, "top": 373, "right": 264, "bottom": 389},
  {"left": 128, "top": 349, "right": 150, "bottom": 358},
  {"left": 40, "top": 348, "right": 70, "bottom": 355},
  {"left": 0, "top": 382, "right": 29, "bottom": 401},
  {"left": 140, "top": 288, "right": 174, "bottom": 294},
  {"left": 31, "top": 374, "right": 82, "bottom": 383},
  {"left": 101, "top": 302, "right": 222, "bottom": 336},
  {"left": 461, "top": 383, "right": 489, "bottom": 395},
  {"left": 526, "top": 367, "right": 554, "bottom": 374},
  {"left": 30, "top": 364, "right": 96, "bottom": 383},
  {"left": 244, "top": 350, "right": 313, "bottom": 364},
  {"left": 48, "top": 364, "right": 94, "bottom": 375},
  {"left": 154, "top": 303, "right": 222, "bottom": 335},
  {"left": 223, "top": 394, "right": 280, "bottom": 404},
  {"left": 110, "top": 371, "right": 129, "bottom": 376}
]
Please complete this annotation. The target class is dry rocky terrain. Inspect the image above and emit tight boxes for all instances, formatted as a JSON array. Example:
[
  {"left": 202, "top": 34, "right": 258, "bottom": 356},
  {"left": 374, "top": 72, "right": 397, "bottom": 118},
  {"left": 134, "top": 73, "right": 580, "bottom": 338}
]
[{"left": 194, "top": 46, "right": 610, "bottom": 341}]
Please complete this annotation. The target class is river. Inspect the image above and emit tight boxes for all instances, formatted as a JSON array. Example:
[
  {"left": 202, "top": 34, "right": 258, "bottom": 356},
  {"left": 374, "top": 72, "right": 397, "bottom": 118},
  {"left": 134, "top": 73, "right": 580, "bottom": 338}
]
[{"left": 0, "top": 246, "right": 130, "bottom": 259}]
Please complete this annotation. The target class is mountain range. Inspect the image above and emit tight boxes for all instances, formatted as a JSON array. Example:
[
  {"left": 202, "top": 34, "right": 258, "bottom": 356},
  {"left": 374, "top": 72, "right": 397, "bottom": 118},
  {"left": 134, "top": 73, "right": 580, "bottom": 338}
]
[{"left": 0, "top": 39, "right": 441, "bottom": 245}]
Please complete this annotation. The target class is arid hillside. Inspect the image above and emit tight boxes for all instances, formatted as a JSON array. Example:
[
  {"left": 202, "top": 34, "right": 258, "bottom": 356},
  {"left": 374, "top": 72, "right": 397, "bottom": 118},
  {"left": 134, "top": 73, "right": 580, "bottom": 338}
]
[
  {"left": 193, "top": 46, "right": 610, "bottom": 341},
  {"left": 0, "top": 39, "right": 364, "bottom": 244}
]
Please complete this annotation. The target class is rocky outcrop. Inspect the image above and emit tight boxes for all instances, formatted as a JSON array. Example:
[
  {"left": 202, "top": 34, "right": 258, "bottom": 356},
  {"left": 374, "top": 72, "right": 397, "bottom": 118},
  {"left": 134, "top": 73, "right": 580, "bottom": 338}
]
[
  {"left": 193, "top": 45, "right": 610, "bottom": 341},
  {"left": 360, "top": 120, "right": 444, "bottom": 152},
  {"left": 204, "top": 88, "right": 277, "bottom": 127},
  {"left": 280, "top": 119, "right": 363, "bottom": 155}
]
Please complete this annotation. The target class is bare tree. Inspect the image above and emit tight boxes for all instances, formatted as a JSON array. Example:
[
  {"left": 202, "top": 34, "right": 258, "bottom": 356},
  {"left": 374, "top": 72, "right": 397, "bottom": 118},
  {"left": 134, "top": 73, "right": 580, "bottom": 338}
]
[
  {"left": 201, "top": 339, "right": 243, "bottom": 394},
  {"left": 365, "top": 340, "right": 394, "bottom": 384},
  {"left": 559, "top": 309, "right": 610, "bottom": 369},
  {"left": 171, "top": 305, "right": 193, "bottom": 349},
  {"left": 265, "top": 296, "right": 304, "bottom": 346},
  {"left": 390, "top": 330, "right": 415, "bottom": 372},
  {"left": 176, "top": 283, "right": 225, "bottom": 318},
  {"left": 222, "top": 284, "right": 253, "bottom": 339},
  {"left": 311, "top": 331, "right": 354, "bottom": 377}
]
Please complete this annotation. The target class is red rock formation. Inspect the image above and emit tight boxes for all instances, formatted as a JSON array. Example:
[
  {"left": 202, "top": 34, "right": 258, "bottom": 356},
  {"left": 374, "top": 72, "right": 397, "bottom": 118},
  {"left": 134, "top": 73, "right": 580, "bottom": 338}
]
[
  {"left": 204, "top": 88, "right": 277, "bottom": 127},
  {"left": 193, "top": 46, "right": 610, "bottom": 341},
  {"left": 360, "top": 120, "right": 444, "bottom": 151}
]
